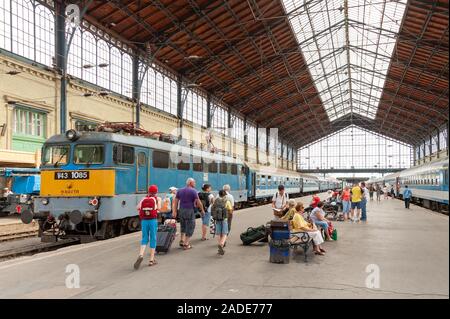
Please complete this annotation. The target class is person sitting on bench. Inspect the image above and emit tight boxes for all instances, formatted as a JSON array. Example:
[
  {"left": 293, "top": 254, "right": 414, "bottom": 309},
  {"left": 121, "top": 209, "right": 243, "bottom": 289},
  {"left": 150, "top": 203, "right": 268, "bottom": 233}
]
[
  {"left": 290, "top": 202, "right": 326, "bottom": 256},
  {"left": 310, "top": 201, "right": 333, "bottom": 241},
  {"left": 281, "top": 199, "right": 297, "bottom": 221}
]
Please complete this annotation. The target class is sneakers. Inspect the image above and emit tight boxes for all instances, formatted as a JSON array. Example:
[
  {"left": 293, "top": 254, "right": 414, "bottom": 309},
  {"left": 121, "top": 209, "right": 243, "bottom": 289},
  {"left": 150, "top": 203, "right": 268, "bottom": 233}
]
[
  {"left": 134, "top": 255, "right": 143, "bottom": 270},
  {"left": 218, "top": 244, "right": 225, "bottom": 255}
]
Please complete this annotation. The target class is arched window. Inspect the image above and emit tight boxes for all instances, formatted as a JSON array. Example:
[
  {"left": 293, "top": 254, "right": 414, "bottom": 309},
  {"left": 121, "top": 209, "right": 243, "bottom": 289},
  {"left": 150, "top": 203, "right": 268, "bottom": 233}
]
[
  {"left": 34, "top": 4, "right": 54, "bottom": 66},
  {"left": 0, "top": 0, "right": 12, "bottom": 51},
  {"left": 170, "top": 79, "right": 178, "bottom": 116},
  {"left": 67, "top": 28, "right": 82, "bottom": 78},
  {"left": 110, "top": 47, "right": 122, "bottom": 94},
  {"left": 96, "top": 39, "right": 109, "bottom": 89},
  {"left": 82, "top": 31, "right": 96, "bottom": 84},
  {"left": 122, "top": 53, "right": 133, "bottom": 98},
  {"left": 11, "top": 0, "right": 34, "bottom": 60}
]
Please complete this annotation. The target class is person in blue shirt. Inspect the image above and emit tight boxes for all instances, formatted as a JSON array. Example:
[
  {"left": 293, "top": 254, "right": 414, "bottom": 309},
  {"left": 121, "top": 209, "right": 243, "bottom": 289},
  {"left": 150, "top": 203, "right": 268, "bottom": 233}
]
[{"left": 403, "top": 185, "right": 412, "bottom": 209}]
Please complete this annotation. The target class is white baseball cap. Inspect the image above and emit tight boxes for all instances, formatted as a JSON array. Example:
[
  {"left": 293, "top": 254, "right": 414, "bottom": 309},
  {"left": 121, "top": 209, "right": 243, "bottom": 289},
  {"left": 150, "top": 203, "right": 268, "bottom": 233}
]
[{"left": 169, "top": 187, "right": 177, "bottom": 191}]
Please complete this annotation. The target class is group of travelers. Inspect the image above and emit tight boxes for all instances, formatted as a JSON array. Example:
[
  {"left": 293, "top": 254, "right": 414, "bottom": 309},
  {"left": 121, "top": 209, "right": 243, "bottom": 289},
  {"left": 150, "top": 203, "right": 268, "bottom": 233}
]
[
  {"left": 271, "top": 185, "right": 332, "bottom": 257},
  {"left": 134, "top": 178, "right": 236, "bottom": 269}
]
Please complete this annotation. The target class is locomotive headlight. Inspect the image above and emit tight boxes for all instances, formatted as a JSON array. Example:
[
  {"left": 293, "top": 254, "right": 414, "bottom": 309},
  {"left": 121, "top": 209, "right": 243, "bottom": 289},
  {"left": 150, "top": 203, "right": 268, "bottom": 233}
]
[
  {"left": 41, "top": 198, "right": 49, "bottom": 205},
  {"left": 65, "top": 129, "right": 80, "bottom": 141}
]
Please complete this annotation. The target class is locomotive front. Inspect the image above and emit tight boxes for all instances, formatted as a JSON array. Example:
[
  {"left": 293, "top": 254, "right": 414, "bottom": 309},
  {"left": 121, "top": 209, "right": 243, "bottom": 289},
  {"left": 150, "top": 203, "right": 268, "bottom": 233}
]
[{"left": 21, "top": 130, "right": 116, "bottom": 241}]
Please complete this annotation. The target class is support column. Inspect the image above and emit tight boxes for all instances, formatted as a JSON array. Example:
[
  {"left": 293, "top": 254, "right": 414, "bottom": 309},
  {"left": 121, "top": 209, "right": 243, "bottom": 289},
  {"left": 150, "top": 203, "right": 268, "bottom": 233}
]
[
  {"left": 280, "top": 140, "right": 284, "bottom": 169},
  {"left": 436, "top": 128, "right": 440, "bottom": 159},
  {"left": 256, "top": 123, "right": 259, "bottom": 164},
  {"left": 55, "top": 1, "right": 67, "bottom": 134},
  {"left": 243, "top": 117, "right": 248, "bottom": 162},
  {"left": 177, "top": 76, "right": 183, "bottom": 140},
  {"left": 266, "top": 127, "right": 270, "bottom": 166},
  {"left": 132, "top": 55, "right": 140, "bottom": 126},
  {"left": 228, "top": 107, "right": 232, "bottom": 156},
  {"left": 206, "top": 94, "right": 211, "bottom": 129},
  {"left": 429, "top": 135, "right": 433, "bottom": 162}
]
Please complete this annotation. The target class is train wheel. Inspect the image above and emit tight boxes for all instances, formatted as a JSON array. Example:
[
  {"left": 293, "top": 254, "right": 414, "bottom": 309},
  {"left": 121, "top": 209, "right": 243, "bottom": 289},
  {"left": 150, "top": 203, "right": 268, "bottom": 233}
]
[{"left": 127, "top": 217, "right": 140, "bottom": 232}]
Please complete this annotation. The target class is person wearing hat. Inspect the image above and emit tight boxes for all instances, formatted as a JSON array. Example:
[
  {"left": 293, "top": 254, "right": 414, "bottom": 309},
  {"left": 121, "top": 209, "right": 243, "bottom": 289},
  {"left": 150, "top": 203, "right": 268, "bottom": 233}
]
[
  {"left": 134, "top": 185, "right": 161, "bottom": 269},
  {"left": 161, "top": 186, "right": 177, "bottom": 222}
]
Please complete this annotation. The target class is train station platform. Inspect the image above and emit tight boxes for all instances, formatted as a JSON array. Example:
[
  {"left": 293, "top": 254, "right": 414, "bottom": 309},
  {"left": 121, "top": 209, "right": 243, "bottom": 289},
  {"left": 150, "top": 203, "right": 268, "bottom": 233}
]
[{"left": 0, "top": 194, "right": 448, "bottom": 299}]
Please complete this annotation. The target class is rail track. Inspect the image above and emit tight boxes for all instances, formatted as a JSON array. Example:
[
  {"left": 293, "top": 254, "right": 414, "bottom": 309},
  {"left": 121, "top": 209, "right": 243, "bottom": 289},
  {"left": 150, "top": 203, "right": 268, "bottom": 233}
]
[
  {"left": 0, "top": 238, "right": 80, "bottom": 261},
  {"left": 0, "top": 230, "right": 38, "bottom": 242}
]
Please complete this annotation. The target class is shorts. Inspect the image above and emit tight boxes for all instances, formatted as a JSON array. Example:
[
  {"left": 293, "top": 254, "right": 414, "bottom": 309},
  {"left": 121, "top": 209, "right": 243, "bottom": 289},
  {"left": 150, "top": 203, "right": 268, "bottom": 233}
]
[
  {"left": 179, "top": 208, "right": 196, "bottom": 237},
  {"left": 140, "top": 218, "right": 158, "bottom": 248},
  {"left": 351, "top": 201, "right": 361, "bottom": 209},
  {"left": 202, "top": 210, "right": 211, "bottom": 226},
  {"left": 214, "top": 220, "right": 229, "bottom": 235}
]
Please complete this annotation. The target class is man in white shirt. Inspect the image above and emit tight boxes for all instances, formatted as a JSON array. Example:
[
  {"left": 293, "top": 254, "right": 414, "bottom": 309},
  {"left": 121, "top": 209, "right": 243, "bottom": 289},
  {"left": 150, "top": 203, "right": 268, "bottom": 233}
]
[
  {"left": 272, "top": 185, "right": 289, "bottom": 218},
  {"left": 360, "top": 182, "right": 370, "bottom": 222}
]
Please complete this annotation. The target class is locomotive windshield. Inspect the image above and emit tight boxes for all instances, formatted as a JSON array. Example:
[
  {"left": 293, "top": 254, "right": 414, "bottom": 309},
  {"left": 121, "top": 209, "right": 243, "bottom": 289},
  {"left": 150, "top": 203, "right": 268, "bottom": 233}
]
[
  {"left": 74, "top": 144, "right": 104, "bottom": 165},
  {"left": 42, "top": 145, "right": 70, "bottom": 166}
]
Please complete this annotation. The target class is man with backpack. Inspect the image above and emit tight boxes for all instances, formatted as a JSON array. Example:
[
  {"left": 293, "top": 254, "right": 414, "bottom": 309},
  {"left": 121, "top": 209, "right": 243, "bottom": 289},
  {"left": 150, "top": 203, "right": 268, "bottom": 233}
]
[
  {"left": 272, "top": 184, "right": 289, "bottom": 218},
  {"left": 198, "top": 184, "right": 214, "bottom": 241},
  {"left": 134, "top": 185, "right": 161, "bottom": 269},
  {"left": 212, "top": 190, "right": 233, "bottom": 255}
]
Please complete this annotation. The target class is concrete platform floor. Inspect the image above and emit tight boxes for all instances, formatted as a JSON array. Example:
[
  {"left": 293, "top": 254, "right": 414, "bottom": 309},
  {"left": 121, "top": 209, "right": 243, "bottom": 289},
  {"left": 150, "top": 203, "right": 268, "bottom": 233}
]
[{"left": 0, "top": 194, "right": 448, "bottom": 299}]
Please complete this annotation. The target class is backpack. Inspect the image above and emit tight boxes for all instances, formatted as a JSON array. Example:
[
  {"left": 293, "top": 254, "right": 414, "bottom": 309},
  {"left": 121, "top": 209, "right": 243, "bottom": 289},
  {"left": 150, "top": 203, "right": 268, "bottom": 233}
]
[
  {"left": 139, "top": 196, "right": 158, "bottom": 219},
  {"left": 211, "top": 197, "right": 228, "bottom": 221},
  {"left": 198, "top": 192, "right": 211, "bottom": 211}
]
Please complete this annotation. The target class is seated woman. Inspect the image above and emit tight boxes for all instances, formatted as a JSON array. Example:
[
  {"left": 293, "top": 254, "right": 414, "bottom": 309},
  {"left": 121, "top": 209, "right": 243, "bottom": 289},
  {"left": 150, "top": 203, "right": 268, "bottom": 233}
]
[
  {"left": 310, "top": 201, "right": 333, "bottom": 241},
  {"left": 281, "top": 199, "right": 297, "bottom": 221},
  {"left": 290, "top": 202, "right": 326, "bottom": 255}
]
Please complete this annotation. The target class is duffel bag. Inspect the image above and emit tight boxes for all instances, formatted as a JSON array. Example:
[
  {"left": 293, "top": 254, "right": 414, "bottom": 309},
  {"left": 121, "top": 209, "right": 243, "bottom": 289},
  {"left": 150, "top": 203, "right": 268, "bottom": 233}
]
[{"left": 240, "top": 225, "right": 266, "bottom": 245}]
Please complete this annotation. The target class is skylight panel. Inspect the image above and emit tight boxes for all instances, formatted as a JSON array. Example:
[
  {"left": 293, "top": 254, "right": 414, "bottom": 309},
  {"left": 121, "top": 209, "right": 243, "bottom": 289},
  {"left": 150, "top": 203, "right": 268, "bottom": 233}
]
[{"left": 281, "top": 0, "right": 407, "bottom": 121}]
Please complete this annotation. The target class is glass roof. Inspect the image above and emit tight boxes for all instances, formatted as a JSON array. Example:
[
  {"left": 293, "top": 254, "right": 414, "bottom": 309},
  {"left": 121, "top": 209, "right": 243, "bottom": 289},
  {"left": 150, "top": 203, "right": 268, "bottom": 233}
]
[{"left": 281, "top": 0, "right": 407, "bottom": 121}]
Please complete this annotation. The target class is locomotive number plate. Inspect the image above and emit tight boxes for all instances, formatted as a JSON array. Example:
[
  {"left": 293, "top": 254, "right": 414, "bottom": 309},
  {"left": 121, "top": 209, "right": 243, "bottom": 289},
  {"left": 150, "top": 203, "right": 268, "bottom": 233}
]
[{"left": 54, "top": 171, "right": 90, "bottom": 180}]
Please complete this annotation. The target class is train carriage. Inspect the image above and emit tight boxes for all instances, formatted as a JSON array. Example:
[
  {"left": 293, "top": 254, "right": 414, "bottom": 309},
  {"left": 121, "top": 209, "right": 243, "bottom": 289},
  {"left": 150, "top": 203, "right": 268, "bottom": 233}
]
[
  {"left": 368, "top": 157, "right": 449, "bottom": 211},
  {"left": 23, "top": 130, "right": 247, "bottom": 241}
]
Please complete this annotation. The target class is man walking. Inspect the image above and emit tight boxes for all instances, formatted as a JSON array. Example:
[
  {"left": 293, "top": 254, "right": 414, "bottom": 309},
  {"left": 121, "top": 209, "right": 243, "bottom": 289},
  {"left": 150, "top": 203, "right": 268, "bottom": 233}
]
[
  {"left": 172, "top": 178, "right": 205, "bottom": 250},
  {"left": 360, "top": 182, "right": 369, "bottom": 222},
  {"left": 350, "top": 182, "right": 362, "bottom": 222},
  {"left": 403, "top": 185, "right": 412, "bottom": 209},
  {"left": 222, "top": 184, "right": 235, "bottom": 234}
]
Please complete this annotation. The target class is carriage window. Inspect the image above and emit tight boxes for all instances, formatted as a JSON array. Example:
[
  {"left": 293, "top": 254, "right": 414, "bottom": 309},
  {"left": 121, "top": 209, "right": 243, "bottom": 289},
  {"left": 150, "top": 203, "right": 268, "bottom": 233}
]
[
  {"left": 268, "top": 175, "right": 272, "bottom": 186},
  {"left": 240, "top": 166, "right": 246, "bottom": 175},
  {"left": 74, "top": 145, "right": 104, "bottom": 165},
  {"left": 177, "top": 155, "right": 190, "bottom": 170},
  {"left": 153, "top": 151, "right": 169, "bottom": 168},
  {"left": 193, "top": 156, "right": 203, "bottom": 172},
  {"left": 230, "top": 164, "right": 238, "bottom": 175},
  {"left": 208, "top": 161, "right": 218, "bottom": 173},
  {"left": 42, "top": 145, "right": 70, "bottom": 166},
  {"left": 113, "top": 145, "right": 134, "bottom": 165},
  {"left": 138, "top": 152, "right": 146, "bottom": 166},
  {"left": 220, "top": 162, "right": 228, "bottom": 174},
  {"left": 256, "top": 175, "right": 260, "bottom": 186}
]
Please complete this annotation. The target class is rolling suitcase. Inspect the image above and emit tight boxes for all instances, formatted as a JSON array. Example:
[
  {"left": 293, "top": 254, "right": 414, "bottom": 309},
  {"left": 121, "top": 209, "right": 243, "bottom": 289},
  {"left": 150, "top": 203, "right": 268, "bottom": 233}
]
[
  {"left": 156, "top": 223, "right": 176, "bottom": 253},
  {"left": 240, "top": 225, "right": 267, "bottom": 245}
]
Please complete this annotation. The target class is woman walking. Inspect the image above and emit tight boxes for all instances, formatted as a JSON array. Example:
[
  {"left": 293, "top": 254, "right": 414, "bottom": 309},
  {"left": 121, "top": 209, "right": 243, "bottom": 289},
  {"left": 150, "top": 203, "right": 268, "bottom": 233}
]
[
  {"left": 341, "top": 186, "right": 351, "bottom": 221},
  {"left": 134, "top": 185, "right": 161, "bottom": 269}
]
